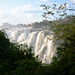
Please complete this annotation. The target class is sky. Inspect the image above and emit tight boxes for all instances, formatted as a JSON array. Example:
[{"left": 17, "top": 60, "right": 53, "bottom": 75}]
[{"left": 0, "top": 0, "right": 75, "bottom": 25}]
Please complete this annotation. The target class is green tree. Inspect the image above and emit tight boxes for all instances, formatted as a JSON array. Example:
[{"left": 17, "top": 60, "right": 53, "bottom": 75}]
[
  {"left": 0, "top": 30, "right": 47, "bottom": 75},
  {"left": 41, "top": 2, "right": 75, "bottom": 75}
]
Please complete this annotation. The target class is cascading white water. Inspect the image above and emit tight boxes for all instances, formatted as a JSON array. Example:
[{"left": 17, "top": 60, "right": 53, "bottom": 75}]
[
  {"left": 5, "top": 29, "right": 56, "bottom": 64},
  {"left": 0, "top": 22, "right": 56, "bottom": 64}
]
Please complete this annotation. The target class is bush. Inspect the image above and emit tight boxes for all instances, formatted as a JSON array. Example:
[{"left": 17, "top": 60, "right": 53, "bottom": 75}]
[{"left": 0, "top": 30, "right": 45, "bottom": 75}]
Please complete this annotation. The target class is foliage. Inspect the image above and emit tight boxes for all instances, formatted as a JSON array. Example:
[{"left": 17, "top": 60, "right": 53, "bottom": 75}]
[
  {"left": 0, "top": 30, "right": 50, "bottom": 75},
  {"left": 41, "top": 2, "right": 75, "bottom": 20},
  {"left": 0, "top": 2, "right": 75, "bottom": 75},
  {"left": 41, "top": 2, "right": 75, "bottom": 75}
]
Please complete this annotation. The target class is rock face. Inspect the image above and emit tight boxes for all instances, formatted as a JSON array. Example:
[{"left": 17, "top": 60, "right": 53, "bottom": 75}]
[{"left": 0, "top": 21, "right": 56, "bottom": 64}]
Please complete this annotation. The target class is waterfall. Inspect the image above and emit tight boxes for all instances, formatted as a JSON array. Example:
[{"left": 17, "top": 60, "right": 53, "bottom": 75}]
[
  {"left": 5, "top": 28, "right": 56, "bottom": 64},
  {"left": 0, "top": 22, "right": 56, "bottom": 64}
]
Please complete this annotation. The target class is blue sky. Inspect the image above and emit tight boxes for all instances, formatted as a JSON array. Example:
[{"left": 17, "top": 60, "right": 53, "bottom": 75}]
[{"left": 0, "top": 0, "right": 75, "bottom": 25}]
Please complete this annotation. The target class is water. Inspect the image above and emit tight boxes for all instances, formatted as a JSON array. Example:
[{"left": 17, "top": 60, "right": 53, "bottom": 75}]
[{"left": 0, "top": 24, "right": 56, "bottom": 64}]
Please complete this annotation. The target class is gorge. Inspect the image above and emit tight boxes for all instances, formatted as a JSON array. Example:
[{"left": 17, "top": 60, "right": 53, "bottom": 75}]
[{"left": 0, "top": 21, "right": 56, "bottom": 64}]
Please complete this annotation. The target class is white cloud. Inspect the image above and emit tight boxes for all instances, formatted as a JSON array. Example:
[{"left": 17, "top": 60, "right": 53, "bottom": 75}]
[
  {"left": 35, "top": 2, "right": 41, "bottom": 4},
  {"left": 12, "top": 4, "right": 32, "bottom": 14},
  {"left": 0, "top": 11, "right": 10, "bottom": 25},
  {"left": 26, "top": 14, "right": 33, "bottom": 18},
  {"left": 71, "top": 0, "right": 75, "bottom": 3},
  {"left": 71, "top": 0, "right": 75, "bottom": 1},
  {"left": 22, "top": 4, "right": 32, "bottom": 8},
  {"left": 12, "top": 7, "right": 20, "bottom": 14},
  {"left": 40, "top": 0, "right": 47, "bottom": 1},
  {"left": 12, "top": 4, "right": 42, "bottom": 15},
  {"left": 0, "top": 4, "right": 44, "bottom": 25}
]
